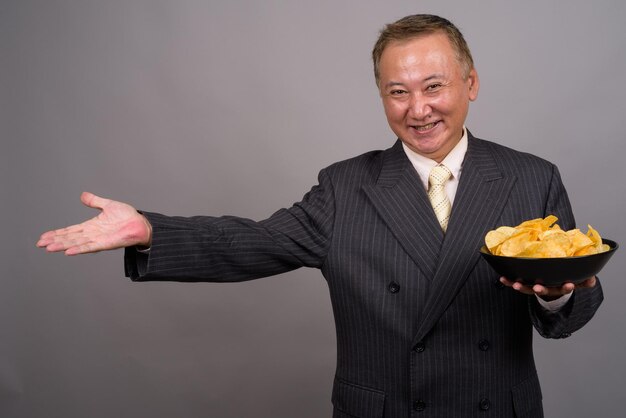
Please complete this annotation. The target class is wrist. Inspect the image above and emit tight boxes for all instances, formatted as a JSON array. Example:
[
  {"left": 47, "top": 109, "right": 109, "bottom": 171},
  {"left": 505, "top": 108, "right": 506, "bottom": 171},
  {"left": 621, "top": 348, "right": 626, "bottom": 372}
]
[{"left": 139, "top": 214, "right": 153, "bottom": 247}]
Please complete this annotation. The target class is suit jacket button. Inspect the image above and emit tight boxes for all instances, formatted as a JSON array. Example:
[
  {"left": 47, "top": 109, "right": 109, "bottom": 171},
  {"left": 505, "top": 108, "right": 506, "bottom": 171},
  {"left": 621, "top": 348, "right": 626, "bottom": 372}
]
[
  {"left": 413, "top": 342, "right": 426, "bottom": 353},
  {"left": 478, "top": 339, "right": 490, "bottom": 351},
  {"left": 388, "top": 282, "right": 400, "bottom": 293},
  {"left": 560, "top": 332, "right": 571, "bottom": 338},
  {"left": 479, "top": 398, "right": 491, "bottom": 411},
  {"left": 413, "top": 400, "right": 426, "bottom": 411}
]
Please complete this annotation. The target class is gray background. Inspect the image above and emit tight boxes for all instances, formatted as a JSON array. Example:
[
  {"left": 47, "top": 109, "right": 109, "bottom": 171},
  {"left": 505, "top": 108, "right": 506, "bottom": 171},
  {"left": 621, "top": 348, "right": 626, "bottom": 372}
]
[{"left": 2, "top": 0, "right": 625, "bottom": 417}]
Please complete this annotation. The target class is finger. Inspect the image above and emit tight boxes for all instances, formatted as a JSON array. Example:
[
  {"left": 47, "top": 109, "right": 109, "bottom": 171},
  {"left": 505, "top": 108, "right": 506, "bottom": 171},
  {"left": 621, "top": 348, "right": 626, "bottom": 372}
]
[
  {"left": 45, "top": 242, "right": 73, "bottom": 252},
  {"left": 500, "top": 277, "right": 533, "bottom": 295},
  {"left": 65, "top": 242, "right": 100, "bottom": 256},
  {"left": 43, "top": 237, "right": 86, "bottom": 252},
  {"left": 37, "top": 231, "right": 69, "bottom": 247},
  {"left": 80, "top": 192, "right": 110, "bottom": 210},
  {"left": 37, "top": 233, "right": 54, "bottom": 247},
  {"left": 46, "top": 223, "right": 85, "bottom": 237},
  {"left": 38, "top": 229, "right": 65, "bottom": 244},
  {"left": 42, "top": 236, "right": 94, "bottom": 254},
  {"left": 64, "top": 234, "right": 117, "bottom": 255},
  {"left": 532, "top": 284, "right": 548, "bottom": 296},
  {"left": 499, "top": 277, "right": 515, "bottom": 286},
  {"left": 512, "top": 282, "right": 535, "bottom": 295},
  {"left": 579, "top": 276, "right": 597, "bottom": 288},
  {"left": 37, "top": 193, "right": 105, "bottom": 247},
  {"left": 37, "top": 223, "right": 87, "bottom": 247}
]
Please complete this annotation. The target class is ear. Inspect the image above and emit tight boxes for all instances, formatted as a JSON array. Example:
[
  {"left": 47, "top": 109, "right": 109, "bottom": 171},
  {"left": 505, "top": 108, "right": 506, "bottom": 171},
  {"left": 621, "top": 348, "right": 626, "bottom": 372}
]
[{"left": 467, "top": 68, "right": 480, "bottom": 101}]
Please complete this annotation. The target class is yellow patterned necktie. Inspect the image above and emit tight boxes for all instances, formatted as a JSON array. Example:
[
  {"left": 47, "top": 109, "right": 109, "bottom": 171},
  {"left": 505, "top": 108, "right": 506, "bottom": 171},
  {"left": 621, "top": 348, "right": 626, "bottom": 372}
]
[{"left": 428, "top": 165, "right": 453, "bottom": 232}]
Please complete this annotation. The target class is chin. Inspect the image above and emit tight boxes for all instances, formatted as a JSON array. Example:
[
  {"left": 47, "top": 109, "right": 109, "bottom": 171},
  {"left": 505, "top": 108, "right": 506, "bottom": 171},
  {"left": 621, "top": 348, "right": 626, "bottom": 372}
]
[{"left": 409, "top": 140, "right": 444, "bottom": 156}]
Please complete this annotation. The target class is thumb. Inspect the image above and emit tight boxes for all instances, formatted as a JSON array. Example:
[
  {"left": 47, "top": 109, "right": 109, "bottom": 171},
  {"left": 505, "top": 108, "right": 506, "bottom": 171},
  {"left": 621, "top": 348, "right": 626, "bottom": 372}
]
[{"left": 80, "top": 191, "right": 109, "bottom": 210}]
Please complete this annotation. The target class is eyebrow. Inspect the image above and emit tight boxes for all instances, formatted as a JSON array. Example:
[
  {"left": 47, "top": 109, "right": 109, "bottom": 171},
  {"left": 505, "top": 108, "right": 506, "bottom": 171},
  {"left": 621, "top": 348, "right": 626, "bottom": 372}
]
[
  {"left": 424, "top": 74, "right": 445, "bottom": 82},
  {"left": 384, "top": 81, "right": 405, "bottom": 89}
]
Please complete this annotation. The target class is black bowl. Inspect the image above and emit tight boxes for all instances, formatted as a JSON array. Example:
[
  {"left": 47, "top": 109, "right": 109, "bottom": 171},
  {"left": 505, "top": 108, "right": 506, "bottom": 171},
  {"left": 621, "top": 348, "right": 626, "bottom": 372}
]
[{"left": 480, "top": 239, "right": 618, "bottom": 286}]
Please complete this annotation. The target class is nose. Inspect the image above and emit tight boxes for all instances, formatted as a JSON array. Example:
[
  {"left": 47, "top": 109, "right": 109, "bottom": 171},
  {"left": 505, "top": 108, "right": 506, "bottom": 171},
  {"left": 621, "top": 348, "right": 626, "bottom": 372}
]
[{"left": 408, "top": 93, "right": 432, "bottom": 119}]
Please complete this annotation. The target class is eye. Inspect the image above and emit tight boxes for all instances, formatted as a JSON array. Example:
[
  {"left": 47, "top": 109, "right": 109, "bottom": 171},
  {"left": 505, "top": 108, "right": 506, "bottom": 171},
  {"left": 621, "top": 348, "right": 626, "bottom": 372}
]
[
  {"left": 426, "top": 83, "right": 443, "bottom": 91},
  {"left": 388, "top": 89, "right": 408, "bottom": 97}
]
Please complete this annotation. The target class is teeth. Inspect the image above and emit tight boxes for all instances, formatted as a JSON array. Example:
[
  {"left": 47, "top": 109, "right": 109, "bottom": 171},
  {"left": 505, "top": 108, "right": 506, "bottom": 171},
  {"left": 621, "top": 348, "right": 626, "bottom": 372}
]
[{"left": 415, "top": 122, "right": 436, "bottom": 131}]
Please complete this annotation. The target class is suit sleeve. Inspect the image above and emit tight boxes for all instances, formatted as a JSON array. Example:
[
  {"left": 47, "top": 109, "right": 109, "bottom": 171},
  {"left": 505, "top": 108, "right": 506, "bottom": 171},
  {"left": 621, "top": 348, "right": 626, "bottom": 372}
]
[
  {"left": 528, "top": 164, "right": 604, "bottom": 338},
  {"left": 124, "top": 169, "right": 336, "bottom": 282}
]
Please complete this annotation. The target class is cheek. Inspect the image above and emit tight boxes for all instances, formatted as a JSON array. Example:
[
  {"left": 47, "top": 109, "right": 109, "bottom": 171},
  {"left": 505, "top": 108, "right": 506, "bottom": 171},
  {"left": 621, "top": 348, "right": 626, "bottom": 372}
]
[
  {"left": 432, "top": 100, "right": 464, "bottom": 121},
  {"left": 383, "top": 101, "right": 406, "bottom": 122},
  {"left": 429, "top": 94, "right": 453, "bottom": 113}
]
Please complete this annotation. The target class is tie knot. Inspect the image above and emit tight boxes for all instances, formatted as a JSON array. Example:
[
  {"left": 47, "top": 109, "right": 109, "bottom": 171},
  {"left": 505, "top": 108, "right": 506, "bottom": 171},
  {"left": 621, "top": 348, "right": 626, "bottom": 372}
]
[{"left": 429, "top": 165, "right": 452, "bottom": 187}]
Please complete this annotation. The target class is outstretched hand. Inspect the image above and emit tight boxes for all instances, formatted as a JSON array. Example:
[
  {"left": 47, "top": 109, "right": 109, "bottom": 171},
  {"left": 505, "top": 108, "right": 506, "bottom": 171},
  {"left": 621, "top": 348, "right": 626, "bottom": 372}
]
[{"left": 37, "top": 192, "right": 152, "bottom": 255}]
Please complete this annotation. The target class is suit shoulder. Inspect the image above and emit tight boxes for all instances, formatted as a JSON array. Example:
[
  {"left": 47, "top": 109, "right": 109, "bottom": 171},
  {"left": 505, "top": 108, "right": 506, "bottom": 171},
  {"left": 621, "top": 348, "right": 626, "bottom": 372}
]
[
  {"left": 320, "top": 148, "right": 387, "bottom": 184},
  {"left": 476, "top": 137, "right": 557, "bottom": 174}
]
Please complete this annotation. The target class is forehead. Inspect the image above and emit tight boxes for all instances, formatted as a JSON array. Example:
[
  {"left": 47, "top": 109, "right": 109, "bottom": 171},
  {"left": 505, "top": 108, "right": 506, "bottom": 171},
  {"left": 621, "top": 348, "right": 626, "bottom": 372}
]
[{"left": 379, "top": 33, "right": 461, "bottom": 79}]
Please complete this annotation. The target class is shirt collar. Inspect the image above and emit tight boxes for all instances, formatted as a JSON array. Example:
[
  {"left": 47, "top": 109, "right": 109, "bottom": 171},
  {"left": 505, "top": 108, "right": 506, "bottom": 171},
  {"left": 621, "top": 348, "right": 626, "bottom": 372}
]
[{"left": 401, "top": 127, "right": 468, "bottom": 190}]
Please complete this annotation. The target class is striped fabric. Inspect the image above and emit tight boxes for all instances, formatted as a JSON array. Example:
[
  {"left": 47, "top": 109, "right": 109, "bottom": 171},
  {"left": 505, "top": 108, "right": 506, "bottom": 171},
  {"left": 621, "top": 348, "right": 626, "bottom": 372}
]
[{"left": 125, "top": 132, "right": 603, "bottom": 418}]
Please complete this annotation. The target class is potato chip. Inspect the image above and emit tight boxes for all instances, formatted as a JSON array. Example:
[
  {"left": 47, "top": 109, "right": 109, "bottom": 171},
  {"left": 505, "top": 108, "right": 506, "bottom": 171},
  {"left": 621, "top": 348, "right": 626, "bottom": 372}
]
[
  {"left": 519, "top": 240, "right": 567, "bottom": 258},
  {"left": 517, "top": 215, "right": 558, "bottom": 232},
  {"left": 573, "top": 245, "right": 597, "bottom": 256},
  {"left": 499, "top": 231, "right": 536, "bottom": 257},
  {"left": 496, "top": 226, "right": 518, "bottom": 236},
  {"left": 484, "top": 226, "right": 518, "bottom": 253},
  {"left": 538, "top": 232, "right": 571, "bottom": 256},
  {"left": 484, "top": 216, "right": 610, "bottom": 258},
  {"left": 485, "top": 231, "right": 507, "bottom": 253},
  {"left": 515, "top": 242, "right": 543, "bottom": 257},
  {"left": 587, "top": 225, "right": 603, "bottom": 251},
  {"left": 566, "top": 229, "right": 594, "bottom": 256},
  {"left": 539, "top": 228, "right": 566, "bottom": 240}
]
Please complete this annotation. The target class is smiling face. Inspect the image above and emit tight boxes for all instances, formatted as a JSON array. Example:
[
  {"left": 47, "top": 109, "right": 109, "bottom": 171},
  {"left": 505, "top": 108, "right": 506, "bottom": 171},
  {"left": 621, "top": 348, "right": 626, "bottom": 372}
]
[{"left": 378, "top": 32, "right": 479, "bottom": 162}]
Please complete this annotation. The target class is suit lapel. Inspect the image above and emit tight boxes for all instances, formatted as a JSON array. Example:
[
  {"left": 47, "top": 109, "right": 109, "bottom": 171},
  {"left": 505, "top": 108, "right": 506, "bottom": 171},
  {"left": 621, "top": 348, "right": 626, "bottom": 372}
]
[
  {"left": 363, "top": 141, "right": 443, "bottom": 279},
  {"left": 413, "top": 134, "right": 517, "bottom": 343}
]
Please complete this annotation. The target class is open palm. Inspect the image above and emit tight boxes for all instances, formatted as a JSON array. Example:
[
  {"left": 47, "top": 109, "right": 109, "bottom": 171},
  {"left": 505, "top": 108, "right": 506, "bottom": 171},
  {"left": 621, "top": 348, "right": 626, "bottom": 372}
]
[{"left": 37, "top": 192, "right": 152, "bottom": 255}]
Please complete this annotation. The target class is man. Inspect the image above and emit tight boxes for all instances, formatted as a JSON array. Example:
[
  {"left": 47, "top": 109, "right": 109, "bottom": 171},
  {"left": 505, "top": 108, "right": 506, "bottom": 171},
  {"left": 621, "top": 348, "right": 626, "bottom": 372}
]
[{"left": 38, "top": 14, "right": 602, "bottom": 418}]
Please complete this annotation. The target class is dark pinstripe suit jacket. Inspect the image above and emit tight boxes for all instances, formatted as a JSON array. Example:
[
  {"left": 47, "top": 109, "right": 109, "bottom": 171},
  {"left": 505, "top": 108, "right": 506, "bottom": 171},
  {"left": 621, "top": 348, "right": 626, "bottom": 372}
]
[{"left": 126, "top": 133, "right": 603, "bottom": 418}]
